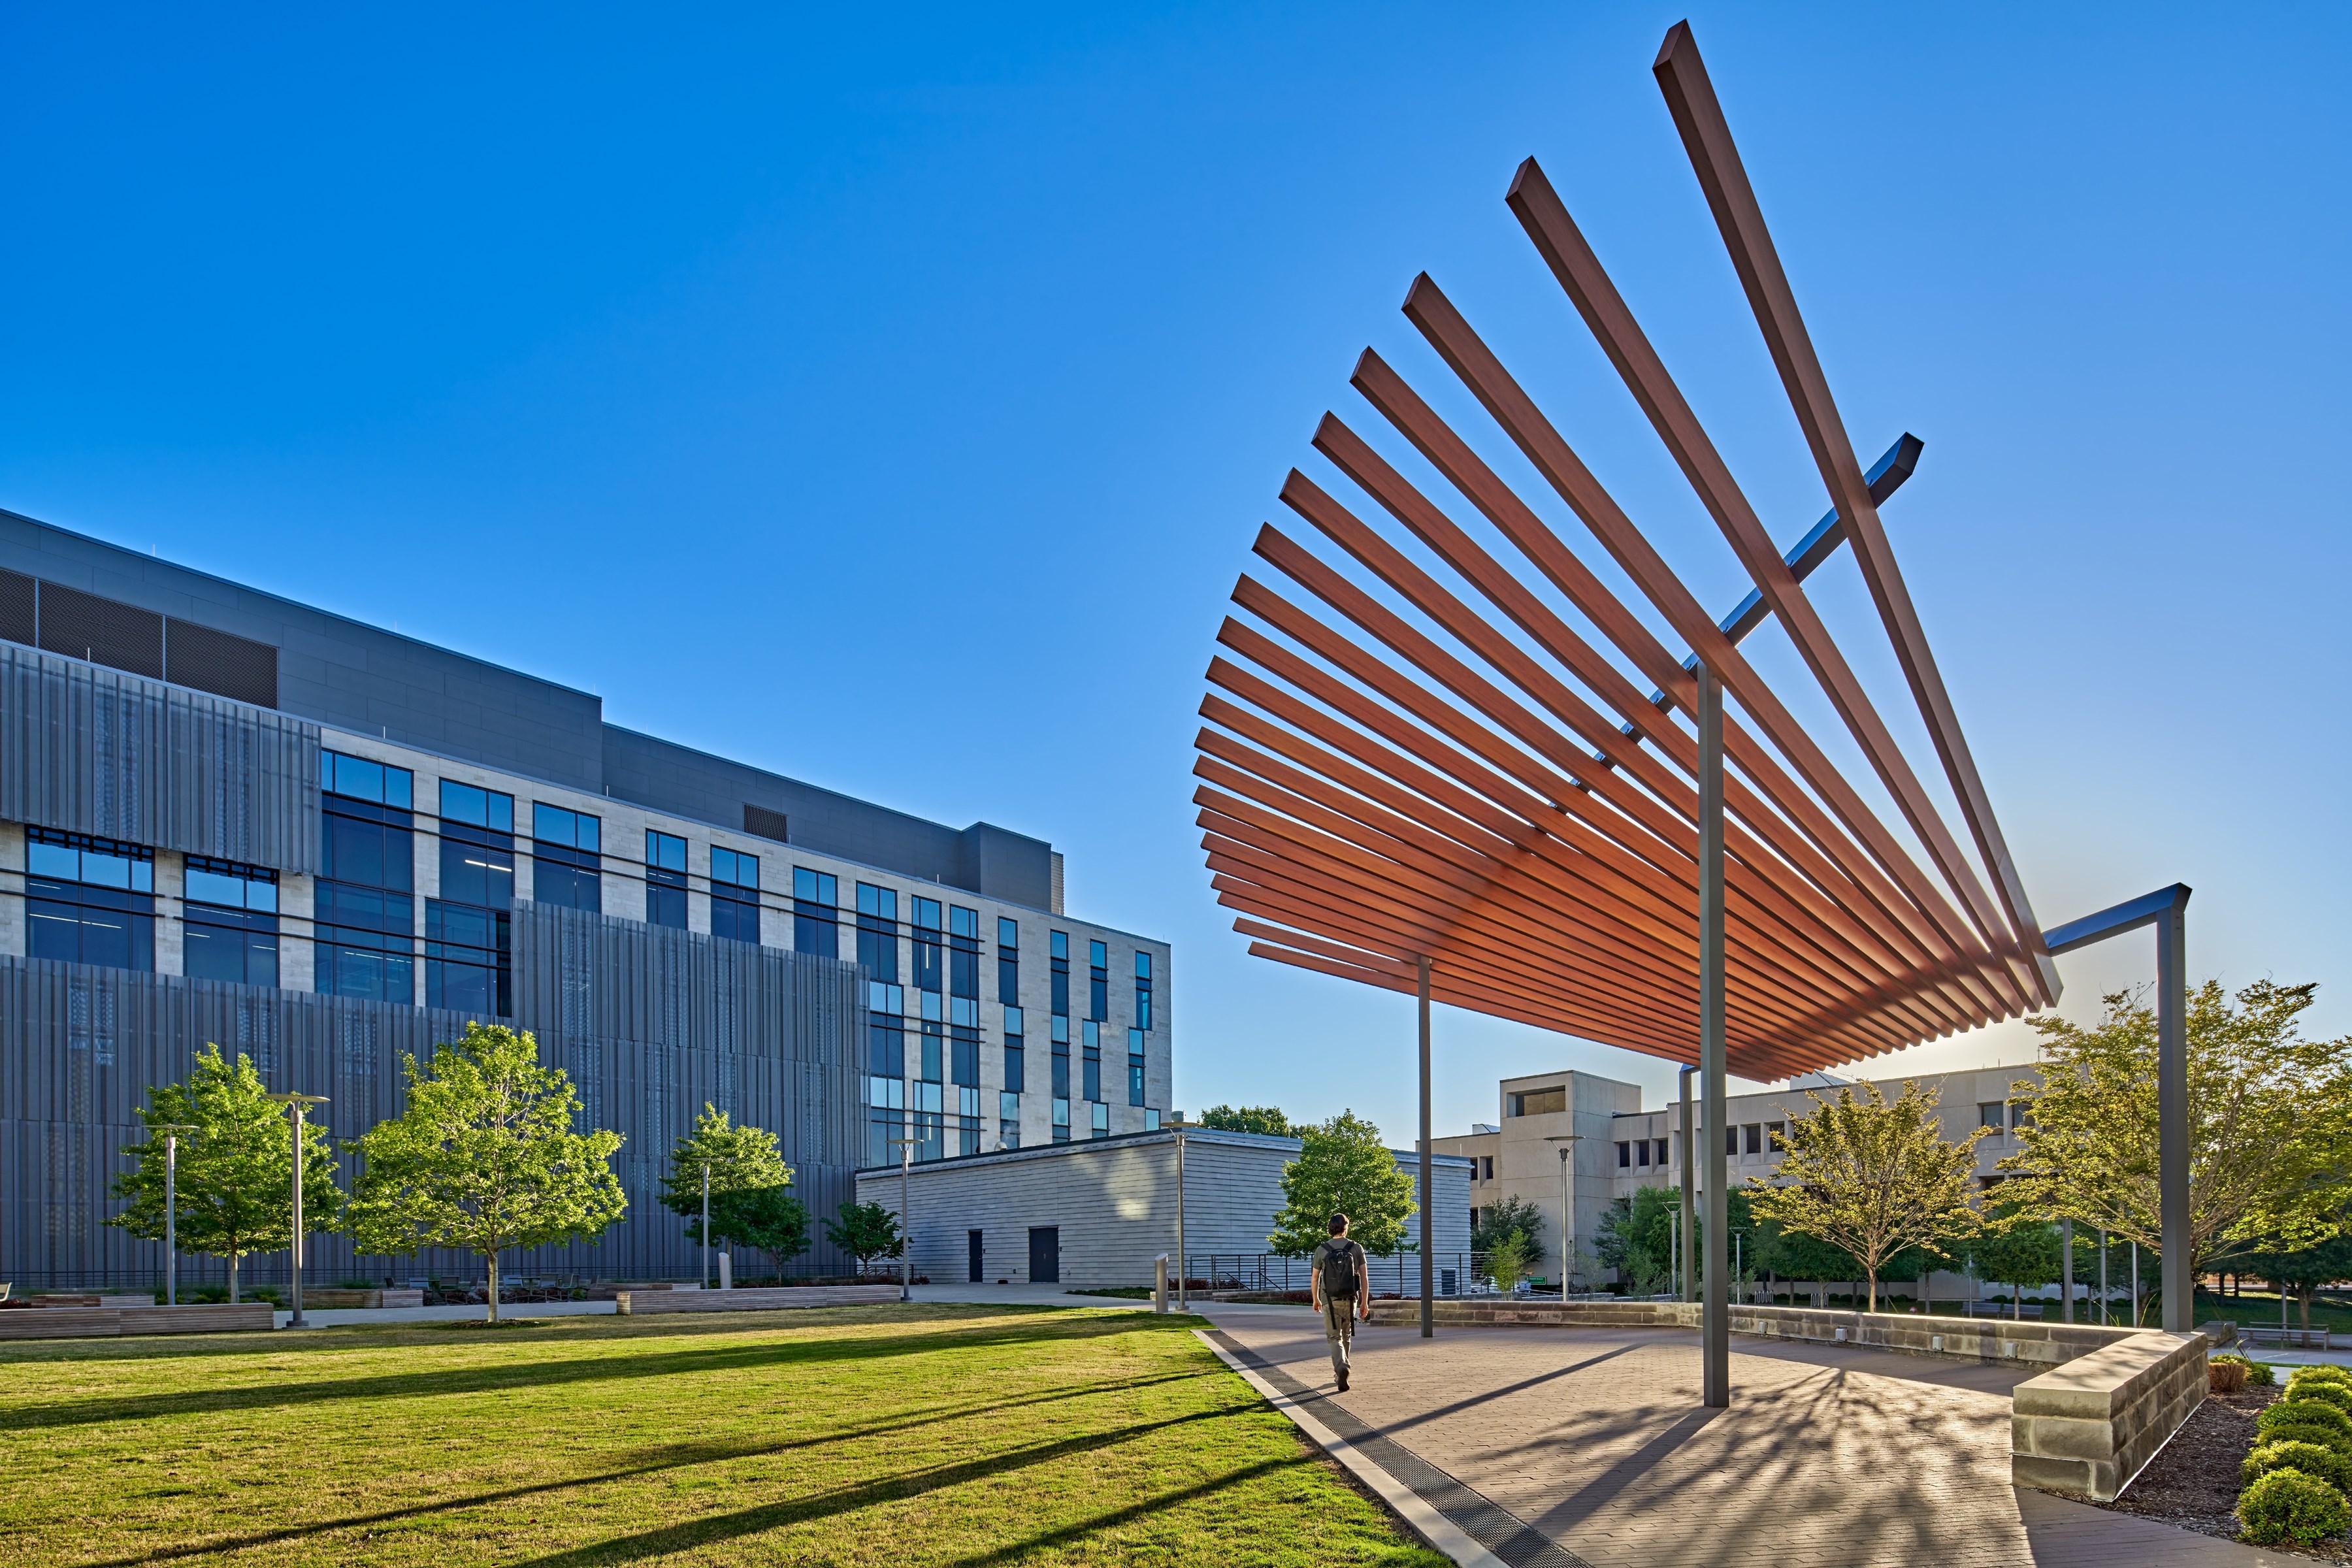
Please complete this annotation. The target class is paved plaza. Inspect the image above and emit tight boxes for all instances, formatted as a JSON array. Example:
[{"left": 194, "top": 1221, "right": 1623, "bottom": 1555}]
[{"left": 1196, "top": 1309, "right": 2299, "bottom": 1568}]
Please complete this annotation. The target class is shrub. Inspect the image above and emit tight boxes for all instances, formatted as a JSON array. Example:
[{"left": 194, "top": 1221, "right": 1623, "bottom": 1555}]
[
  {"left": 2240, "top": 1468, "right": 2349, "bottom": 1546},
  {"left": 2259, "top": 1399, "right": 2352, "bottom": 1443},
  {"left": 2217, "top": 1352, "right": 2275, "bottom": 1386},
  {"left": 2212, "top": 1360, "right": 2249, "bottom": 1394},
  {"left": 2292, "top": 1380, "right": 2352, "bottom": 1416},
  {"left": 2247, "top": 1441, "right": 2352, "bottom": 1494},
  {"left": 2260, "top": 1422, "right": 2352, "bottom": 1459},
  {"left": 2291, "top": 1364, "right": 2352, "bottom": 1392}
]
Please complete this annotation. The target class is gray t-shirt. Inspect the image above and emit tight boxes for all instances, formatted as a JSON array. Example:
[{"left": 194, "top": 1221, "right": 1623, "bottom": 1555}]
[{"left": 1315, "top": 1237, "right": 1367, "bottom": 1298}]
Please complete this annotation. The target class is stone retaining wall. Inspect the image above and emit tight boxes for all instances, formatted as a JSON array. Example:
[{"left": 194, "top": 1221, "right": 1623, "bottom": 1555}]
[
  {"left": 0, "top": 1303, "right": 274, "bottom": 1339},
  {"left": 614, "top": 1284, "right": 902, "bottom": 1315},
  {"left": 2010, "top": 1330, "right": 2210, "bottom": 1500}
]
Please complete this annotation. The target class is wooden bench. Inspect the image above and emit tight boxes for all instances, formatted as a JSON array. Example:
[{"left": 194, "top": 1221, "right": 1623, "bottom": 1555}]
[
  {"left": 615, "top": 1285, "right": 902, "bottom": 1315},
  {"left": 0, "top": 1303, "right": 274, "bottom": 1339}
]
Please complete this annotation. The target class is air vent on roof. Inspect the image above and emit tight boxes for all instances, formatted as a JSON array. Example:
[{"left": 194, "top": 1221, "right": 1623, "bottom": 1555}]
[
  {"left": 743, "top": 804, "right": 791, "bottom": 843},
  {"left": 0, "top": 570, "right": 33, "bottom": 647},
  {"left": 166, "top": 619, "right": 278, "bottom": 708},
  {"left": 38, "top": 581, "right": 163, "bottom": 678}
]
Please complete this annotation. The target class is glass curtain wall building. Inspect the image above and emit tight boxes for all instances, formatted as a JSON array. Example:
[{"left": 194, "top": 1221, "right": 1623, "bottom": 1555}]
[{"left": 0, "top": 506, "right": 1173, "bottom": 1289}]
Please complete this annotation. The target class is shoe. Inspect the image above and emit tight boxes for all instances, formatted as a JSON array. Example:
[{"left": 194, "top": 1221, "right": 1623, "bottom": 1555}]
[{"left": 1337, "top": 1368, "right": 1350, "bottom": 1392}]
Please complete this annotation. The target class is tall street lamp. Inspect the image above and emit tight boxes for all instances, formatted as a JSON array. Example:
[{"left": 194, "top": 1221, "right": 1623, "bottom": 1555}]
[
  {"left": 887, "top": 1135, "right": 920, "bottom": 1303},
  {"left": 700, "top": 1162, "right": 711, "bottom": 1292},
  {"left": 1168, "top": 1113, "right": 1189, "bottom": 1312},
  {"left": 150, "top": 1123, "right": 199, "bottom": 1306},
  {"left": 265, "top": 1092, "right": 329, "bottom": 1330},
  {"left": 1545, "top": 1134, "right": 1582, "bottom": 1299}
]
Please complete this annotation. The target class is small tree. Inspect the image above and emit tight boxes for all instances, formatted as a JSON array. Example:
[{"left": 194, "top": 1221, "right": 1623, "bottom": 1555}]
[
  {"left": 2238, "top": 1231, "right": 2352, "bottom": 1330},
  {"left": 1198, "top": 1105, "right": 1294, "bottom": 1136},
  {"left": 1748, "top": 1080, "right": 1987, "bottom": 1312},
  {"left": 1471, "top": 1196, "right": 1547, "bottom": 1266},
  {"left": 106, "top": 1043, "right": 340, "bottom": 1303},
  {"left": 1594, "top": 1187, "right": 1677, "bottom": 1293},
  {"left": 659, "top": 1104, "right": 808, "bottom": 1277},
  {"left": 347, "top": 1024, "right": 626, "bottom": 1323},
  {"left": 1755, "top": 1220, "right": 1865, "bottom": 1307},
  {"left": 1997, "top": 981, "right": 2352, "bottom": 1279},
  {"left": 1967, "top": 1210, "right": 2062, "bottom": 1318},
  {"left": 825, "top": 1201, "right": 903, "bottom": 1275},
  {"left": 1486, "top": 1230, "right": 1532, "bottom": 1295},
  {"left": 1268, "top": 1110, "right": 1417, "bottom": 1256}
]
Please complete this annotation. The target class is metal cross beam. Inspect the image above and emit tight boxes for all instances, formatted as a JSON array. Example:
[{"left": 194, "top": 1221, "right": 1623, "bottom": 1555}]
[{"left": 2040, "top": 883, "right": 2193, "bottom": 1332}]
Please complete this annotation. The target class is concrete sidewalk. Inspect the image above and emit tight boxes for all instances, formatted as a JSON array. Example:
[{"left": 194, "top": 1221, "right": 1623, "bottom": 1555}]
[{"left": 1201, "top": 1314, "right": 2295, "bottom": 1568}]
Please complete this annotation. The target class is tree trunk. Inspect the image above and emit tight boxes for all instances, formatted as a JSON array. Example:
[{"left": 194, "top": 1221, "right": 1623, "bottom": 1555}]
[
  {"left": 2301, "top": 1286, "right": 2315, "bottom": 1331},
  {"left": 227, "top": 1251, "right": 239, "bottom": 1304},
  {"left": 487, "top": 1252, "right": 500, "bottom": 1324},
  {"left": 1867, "top": 1270, "right": 1877, "bottom": 1314}
]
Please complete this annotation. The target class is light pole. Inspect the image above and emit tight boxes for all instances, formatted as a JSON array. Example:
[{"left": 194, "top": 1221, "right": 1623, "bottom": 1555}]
[
  {"left": 1168, "top": 1113, "right": 1189, "bottom": 1312},
  {"left": 700, "top": 1162, "right": 711, "bottom": 1290},
  {"left": 887, "top": 1135, "right": 920, "bottom": 1302},
  {"left": 265, "top": 1092, "right": 329, "bottom": 1330},
  {"left": 150, "top": 1123, "right": 199, "bottom": 1306},
  {"left": 1545, "top": 1134, "right": 1582, "bottom": 1299}
]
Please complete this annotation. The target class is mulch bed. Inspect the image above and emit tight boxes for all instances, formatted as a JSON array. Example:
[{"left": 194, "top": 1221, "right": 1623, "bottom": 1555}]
[{"left": 2095, "top": 1380, "right": 2351, "bottom": 1562}]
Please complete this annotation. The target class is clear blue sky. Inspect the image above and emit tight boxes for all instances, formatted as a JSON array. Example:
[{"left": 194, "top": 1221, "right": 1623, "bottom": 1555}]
[{"left": 4, "top": 4, "right": 2345, "bottom": 1141}]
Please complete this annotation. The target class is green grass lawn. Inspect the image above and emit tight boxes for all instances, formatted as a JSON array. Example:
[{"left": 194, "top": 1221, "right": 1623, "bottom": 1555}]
[{"left": 0, "top": 1304, "right": 1446, "bottom": 1567}]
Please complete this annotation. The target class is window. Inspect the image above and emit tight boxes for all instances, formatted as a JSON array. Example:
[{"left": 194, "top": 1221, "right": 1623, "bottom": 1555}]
[
  {"left": 1088, "top": 938, "right": 1108, "bottom": 1022},
  {"left": 1654, "top": 1138, "right": 1668, "bottom": 1165},
  {"left": 1049, "top": 930, "right": 1070, "bottom": 1017},
  {"left": 1743, "top": 1123, "right": 1763, "bottom": 1156},
  {"left": 997, "top": 917, "right": 1019, "bottom": 1004},
  {"left": 857, "top": 883, "right": 899, "bottom": 992},
  {"left": 1145, "top": 1108, "right": 1161, "bottom": 1131},
  {"left": 956, "top": 1084, "right": 981, "bottom": 1157},
  {"left": 1052, "top": 1095, "right": 1070, "bottom": 1143},
  {"left": 998, "top": 1090, "right": 1021, "bottom": 1150},
  {"left": 913, "top": 1078, "right": 943, "bottom": 1163},
  {"left": 911, "top": 897, "right": 943, "bottom": 993},
  {"left": 1090, "top": 1101, "right": 1110, "bottom": 1139},
  {"left": 430, "top": 779, "right": 514, "bottom": 1014},
  {"left": 2010, "top": 1101, "right": 2033, "bottom": 1130},
  {"left": 427, "top": 901, "right": 510, "bottom": 1015},
  {"left": 531, "top": 802, "right": 601, "bottom": 913},
  {"left": 319, "top": 752, "right": 416, "bottom": 1004},
  {"left": 1081, "top": 1019, "right": 1102, "bottom": 1103},
  {"left": 949, "top": 906, "right": 979, "bottom": 1002},
  {"left": 1507, "top": 1086, "right": 1567, "bottom": 1117},
  {"left": 1767, "top": 1120, "right": 1787, "bottom": 1150},
  {"left": 26, "top": 828, "right": 154, "bottom": 972},
  {"left": 646, "top": 831, "right": 688, "bottom": 930},
  {"left": 182, "top": 856, "right": 278, "bottom": 987},
  {"left": 437, "top": 781, "right": 515, "bottom": 909},
  {"left": 1134, "top": 951, "right": 1154, "bottom": 1032},
  {"left": 792, "top": 867, "right": 838, "bottom": 957},
  {"left": 711, "top": 847, "right": 759, "bottom": 945},
  {"left": 865, "top": 1074, "right": 904, "bottom": 1169},
  {"left": 1617, "top": 1141, "right": 1631, "bottom": 1168},
  {"left": 1725, "top": 1124, "right": 1739, "bottom": 1157},
  {"left": 1004, "top": 1005, "right": 1025, "bottom": 1092},
  {"left": 1979, "top": 1103, "right": 2008, "bottom": 1134},
  {"left": 1636, "top": 1140, "right": 1651, "bottom": 1168},
  {"left": 1482, "top": 1156, "right": 1494, "bottom": 1181},
  {"left": 1128, "top": 1026, "right": 1145, "bottom": 1107}
]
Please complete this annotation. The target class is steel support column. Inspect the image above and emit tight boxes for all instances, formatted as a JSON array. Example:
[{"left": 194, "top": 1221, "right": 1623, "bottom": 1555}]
[
  {"left": 1419, "top": 953, "right": 1434, "bottom": 1340},
  {"left": 2156, "top": 898, "right": 2191, "bottom": 1331},
  {"left": 2061, "top": 1218, "right": 2074, "bottom": 1324},
  {"left": 1678, "top": 1065, "right": 1695, "bottom": 1303},
  {"left": 1697, "top": 661, "right": 1729, "bottom": 1408}
]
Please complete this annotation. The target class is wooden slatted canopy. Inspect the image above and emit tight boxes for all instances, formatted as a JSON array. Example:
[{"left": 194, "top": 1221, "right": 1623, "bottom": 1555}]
[{"left": 1195, "top": 22, "right": 2058, "bottom": 1083}]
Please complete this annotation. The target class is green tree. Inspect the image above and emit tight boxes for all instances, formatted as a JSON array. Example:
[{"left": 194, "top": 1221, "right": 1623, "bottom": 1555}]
[
  {"left": 1268, "top": 1111, "right": 1417, "bottom": 1256},
  {"left": 1486, "top": 1230, "right": 1533, "bottom": 1294},
  {"left": 1997, "top": 981, "right": 2352, "bottom": 1279},
  {"left": 1198, "top": 1105, "right": 1294, "bottom": 1137},
  {"left": 659, "top": 1104, "right": 809, "bottom": 1276},
  {"left": 2238, "top": 1230, "right": 2352, "bottom": 1330},
  {"left": 1594, "top": 1186, "right": 1678, "bottom": 1293},
  {"left": 824, "top": 1201, "right": 903, "bottom": 1274},
  {"left": 347, "top": 1024, "right": 626, "bottom": 1323},
  {"left": 1748, "top": 1080, "right": 1987, "bottom": 1312},
  {"left": 1471, "top": 1196, "right": 1547, "bottom": 1265},
  {"left": 106, "top": 1043, "right": 340, "bottom": 1303},
  {"left": 1967, "top": 1209, "right": 2063, "bottom": 1318}
]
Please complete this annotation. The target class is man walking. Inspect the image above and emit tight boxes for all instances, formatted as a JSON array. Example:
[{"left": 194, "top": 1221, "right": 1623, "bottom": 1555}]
[{"left": 1309, "top": 1211, "right": 1371, "bottom": 1391}]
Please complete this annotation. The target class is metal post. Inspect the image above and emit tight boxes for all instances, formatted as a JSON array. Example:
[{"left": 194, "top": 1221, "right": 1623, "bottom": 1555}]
[
  {"left": 165, "top": 1134, "right": 178, "bottom": 1307},
  {"left": 1546, "top": 1134, "right": 1580, "bottom": 1299},
  {"left": 1418, "top": 953, "right": 1433, "bottom": 1340},
  {"left": 2100, "top": 1229, "right": 2109, "bottom": 1326},
  {"left": 1173, "top": 1116, "right": 1188, "bottom": 1312},
  {"left": 267, "top": 1092, "right": 327, "bottom": 1330},
  {"left": 2155, "top": 897, "right": 2191, "bottom": 1333},
  {"left": 1678, "top": 1066, "right": 1695, "bottom": 1303},
  {"left": 2061, "top": 1218, "right": 2074, "bottom": 1324},
  {"left": 900, "top": 1141, "right": 914, "bottom": 1302},
  {"left": 1697, "top": 659, "right": 1729, "bottom": 1409},
  {"left": 700, "top": 1162, "right": 711, "bottom": 1292},
  {"left": 2131, "top": 1240, "right": 2140, "bottom": 1328}
]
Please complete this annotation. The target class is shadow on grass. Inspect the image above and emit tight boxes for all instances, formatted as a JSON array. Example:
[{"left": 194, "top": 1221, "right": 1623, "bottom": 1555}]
[
  {"left": 1, "top": 1309, "right": 1195, "bottom": 1432},
  {"left": 935, "top": 1457, "right": 1313, "bottom": 1567},
  {"left": 71, "top": 1367, "right": 1222, "bottom": 1568}
]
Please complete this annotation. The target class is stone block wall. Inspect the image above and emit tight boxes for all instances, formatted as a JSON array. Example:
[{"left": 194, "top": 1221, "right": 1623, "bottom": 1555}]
[{"left": 2010, "top": 1330, "right": 2210, "bottom": 1500}]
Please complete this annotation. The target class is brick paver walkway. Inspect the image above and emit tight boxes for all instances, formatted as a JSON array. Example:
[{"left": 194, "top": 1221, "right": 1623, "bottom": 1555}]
[{"left": 1198, "top": 1308, "right": 2296, "bottom": 1568}]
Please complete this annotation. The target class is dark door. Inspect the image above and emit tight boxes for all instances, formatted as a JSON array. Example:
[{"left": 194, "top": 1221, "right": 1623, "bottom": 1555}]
[
  {"left": 968, "top": 1229, "right": 984, "bottom": 1283},
  {"left": 1028, "top": 1226, "right": 1060, "bottom": 1284}
]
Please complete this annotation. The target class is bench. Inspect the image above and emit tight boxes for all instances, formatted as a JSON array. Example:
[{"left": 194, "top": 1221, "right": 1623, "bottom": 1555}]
[
  {"left": 615, "top": 1284, "right": 902, "bottom": 1315},
  {"left": 0, "top": 1303, "right": 274, "bottom": 1339}
]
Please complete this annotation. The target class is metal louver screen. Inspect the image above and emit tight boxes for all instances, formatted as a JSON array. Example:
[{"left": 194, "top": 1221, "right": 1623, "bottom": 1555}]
[
  {"left": 743, "top": 804, "right": 791, "bottom": 842},
  {"left": 37, "top": 581, "right": 163, "bottom": 678},
  {"left": 0, "top": 570, "right": 33, "bottom": 646},
  {"left": 165, "top": 618, "right": 279, "bottom": 709}
]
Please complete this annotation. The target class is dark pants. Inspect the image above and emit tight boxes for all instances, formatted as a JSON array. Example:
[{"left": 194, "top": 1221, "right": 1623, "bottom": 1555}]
[{"left": 1322, "top": 1292, "right": 1357, "bottom": 1378}]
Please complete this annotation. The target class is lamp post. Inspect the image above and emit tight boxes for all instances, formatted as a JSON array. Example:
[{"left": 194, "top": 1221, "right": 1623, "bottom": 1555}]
[
  {"left": 265, "top": 1092, "right": 329, "bottom": 1330},
  {"left": 887, "top": 1135, "right": 920, "bottom": 1302},
  {"left": 1544, "top": 1134, "right": 1582, "bottom": 1299},
  {"left": 1168, "top": 1113, "right": 1189, "bottom": 1311},
  {"left": 150, "top": 1123, "right": 199, "bottom": 1306},
  {"left": 700, "top": 1162, "right": 711, "bottom": 1291}
]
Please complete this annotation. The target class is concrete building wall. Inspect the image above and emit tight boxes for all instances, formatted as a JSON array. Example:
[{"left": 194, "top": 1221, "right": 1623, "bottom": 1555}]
[{"left": 855, "top": 1130, "right": 1473, "bottom": 1288}]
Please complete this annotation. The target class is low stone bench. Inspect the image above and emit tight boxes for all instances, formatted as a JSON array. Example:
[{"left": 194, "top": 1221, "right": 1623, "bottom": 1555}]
[
  {"left": 0, "top": 1303, "right": 274, "bottom": 1339},
  {"left": 2011, "top": 1330, "right": 2209, "bottom": 1500},
  {"left": 615, "top": 1284, "right": 902, "bottom": 1315}
]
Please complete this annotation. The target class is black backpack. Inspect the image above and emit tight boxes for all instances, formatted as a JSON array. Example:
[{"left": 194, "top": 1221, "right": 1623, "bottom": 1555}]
[{"left": 1317, "top": 1238, "right": 1358, "bottom": 1298}]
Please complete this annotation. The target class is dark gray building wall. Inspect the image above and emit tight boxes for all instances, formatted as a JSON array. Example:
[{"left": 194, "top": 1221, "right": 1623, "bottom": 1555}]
[
  {"left": 0, "top": 908, "right": 866, "bottom": 1290},
  {"left": 0, "top": 507, "right": 603, "bottom": 791},
  {"left": 602, "top": 726, "right": 1053, "bottom": 907},
  {"left": 0, "top": 642, "right": 320, "bottom": 872}
]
